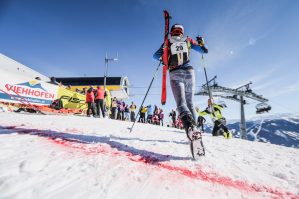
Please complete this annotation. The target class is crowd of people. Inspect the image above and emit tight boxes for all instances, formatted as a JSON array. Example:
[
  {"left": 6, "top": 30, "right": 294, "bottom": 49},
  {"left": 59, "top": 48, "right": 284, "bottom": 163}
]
[
  {"left": 137, "top": 104, "right": 164, "bottom": 126},
  {"left": 84, "top": 85, "right": 231, "bottom": 138},
  {"left": 110, "top": 97, "right": 138, "bottom": 121},
  {"left": 85, "top": 86, "right": 106, "bottom": 118},
  {"left": 84, "top": 86, "right": 165, "bottom": 125}
]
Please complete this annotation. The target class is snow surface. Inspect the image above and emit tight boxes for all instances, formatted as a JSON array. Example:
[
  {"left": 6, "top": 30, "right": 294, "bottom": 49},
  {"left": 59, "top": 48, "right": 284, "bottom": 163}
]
[{"left": 0, "top": 112, "right": 299, "bottom": 199}]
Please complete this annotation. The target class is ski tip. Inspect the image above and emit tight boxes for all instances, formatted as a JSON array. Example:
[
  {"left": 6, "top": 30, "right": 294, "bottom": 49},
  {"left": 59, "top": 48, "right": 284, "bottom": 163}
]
[
  {"left": 163, "top": 10, "right": 171, "bottom": 18},
  {"left": 161, "top": 102, "right": 166, "bottom": 106}
]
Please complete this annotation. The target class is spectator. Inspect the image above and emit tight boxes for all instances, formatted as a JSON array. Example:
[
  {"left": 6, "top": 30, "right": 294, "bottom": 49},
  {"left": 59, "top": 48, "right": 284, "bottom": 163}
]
[
  {"left": 159, "top": 109, "right": 164, "bottom": 126},
  {"left": 111, "top": 97, "right": 118, "bottom": 119},
  {"left": 146, "top": 105, "right": 153, "bottom": 123},
  {"left": 152, "top": 114, "right": 160, "bottom": 125},
  {"left": 124, "top": 104, "right": 130, "bottom": 121},
  {"left": 119, "top": 101, "right": 126, "bottom": 120},
  {"left": 139, "top": 106, "right": 147, "bottom": 123},
  {"left": 154, "top": 105, "right": 158, "bottom": 115},
  {"left": 129, "top": 101, "right": 137, "bottom": 122},
  {"left": 169, "top": 109, "right": 177, "bottom": 127},
  {"left": 95, "top": 86, "right": 105, "bottom": 118},
  {"left": 82, "top": 87, "right": 87, "bottom": 95},
  {"left": 117, "top": 100, "right": 122, "bottom": 120},
  {"left": 75, "top": 88, "right": 81, "bottom": 93},
  {"left": 86, "top": 86, "right": 95, "bottom": 117},
  {"left": 50, "top": 98, "right": 63, "bottom": 110}
]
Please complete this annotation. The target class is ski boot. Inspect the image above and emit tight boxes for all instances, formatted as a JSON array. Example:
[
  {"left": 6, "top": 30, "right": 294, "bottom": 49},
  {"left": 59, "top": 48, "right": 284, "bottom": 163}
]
[
  {"left": 223, "top": 131, "right": 233, "bottom": 139},
  {"left": 181, "top": 114, "right": 205, "bottom": 158}
]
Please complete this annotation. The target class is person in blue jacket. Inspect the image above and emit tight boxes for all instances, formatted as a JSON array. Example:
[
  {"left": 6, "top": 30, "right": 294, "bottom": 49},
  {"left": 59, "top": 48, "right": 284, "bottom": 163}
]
[
  {"left": 153, "top": 24, "right": 208, "bottom": 139},
  {"left": 146, "top": 104, "right": 153, "bottom": 124}
]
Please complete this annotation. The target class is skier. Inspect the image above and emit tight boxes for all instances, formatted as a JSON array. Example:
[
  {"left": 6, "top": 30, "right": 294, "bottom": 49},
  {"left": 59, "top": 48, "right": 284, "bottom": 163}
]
[
  {"left": 201, "top": 103, "right": 232, "bottom": 138},
  {"left": 153, "top": 24, "right": 208, "bottom": 143}
]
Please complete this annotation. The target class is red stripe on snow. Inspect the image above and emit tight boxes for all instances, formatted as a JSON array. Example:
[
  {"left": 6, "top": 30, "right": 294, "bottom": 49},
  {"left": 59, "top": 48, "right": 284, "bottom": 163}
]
[
  {"left": 2, "top": 126, "right": 298, "bottom": 198},
  {"left": 47, "top": 137, "right": 298, "bottom": 198}
]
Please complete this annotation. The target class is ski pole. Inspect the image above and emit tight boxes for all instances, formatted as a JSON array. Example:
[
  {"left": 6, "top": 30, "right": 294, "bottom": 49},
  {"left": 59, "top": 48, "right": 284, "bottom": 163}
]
[
  {"left": 201, "top": 54, "right": 215, "bottom": 115},
  {"left": 129, "top": 61, "right": 162, "bottom": 133}
]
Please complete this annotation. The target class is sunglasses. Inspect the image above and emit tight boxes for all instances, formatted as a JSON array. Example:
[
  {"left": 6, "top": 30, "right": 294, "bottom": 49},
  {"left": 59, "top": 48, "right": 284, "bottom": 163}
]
[{"left": 170, "top": 28, "right": 183, "bottom": 36}]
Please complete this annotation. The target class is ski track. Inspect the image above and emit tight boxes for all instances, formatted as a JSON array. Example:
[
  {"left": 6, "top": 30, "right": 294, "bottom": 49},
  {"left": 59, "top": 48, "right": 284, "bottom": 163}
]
[{"left": 1, "top": 125, "right": 298, "bottom": 199}]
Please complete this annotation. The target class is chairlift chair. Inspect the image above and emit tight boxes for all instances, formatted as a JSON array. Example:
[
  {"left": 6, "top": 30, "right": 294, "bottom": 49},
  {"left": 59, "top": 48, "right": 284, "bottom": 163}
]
[{"left": 256, "top": 103, "right": 271, "bottom": 114}]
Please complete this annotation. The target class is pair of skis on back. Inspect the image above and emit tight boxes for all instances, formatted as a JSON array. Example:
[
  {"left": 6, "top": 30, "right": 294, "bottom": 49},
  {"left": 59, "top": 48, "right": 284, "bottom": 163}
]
[{"left": 161, "top": 10, "right": 205, "bottom": 159}]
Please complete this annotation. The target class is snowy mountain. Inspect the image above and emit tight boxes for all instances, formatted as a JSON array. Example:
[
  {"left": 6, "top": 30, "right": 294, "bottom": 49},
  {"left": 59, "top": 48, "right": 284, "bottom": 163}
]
[
  {"left": 203, "top": 114, "right": 299, "bottom": 149},
  {"left": 0, "top": 112, "right": 298, "bottom": 199}
]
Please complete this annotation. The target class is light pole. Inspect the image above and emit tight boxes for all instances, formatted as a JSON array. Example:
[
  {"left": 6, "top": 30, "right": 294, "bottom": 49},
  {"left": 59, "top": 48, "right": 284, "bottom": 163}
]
[
  {"left": 103, "top": 52, "right": 118, "bottom": 117},
  {"left": 104, "top": 52, "right": 118, "bottom": 91}
]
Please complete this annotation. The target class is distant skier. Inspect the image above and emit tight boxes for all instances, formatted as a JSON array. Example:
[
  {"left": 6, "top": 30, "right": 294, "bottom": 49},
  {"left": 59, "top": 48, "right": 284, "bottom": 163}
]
[
  {"left": 201, "top": 103, "right": 232, "bottom": 138},
  {"left": 153, "top": 24, "right": 208, "bottom": 140}
]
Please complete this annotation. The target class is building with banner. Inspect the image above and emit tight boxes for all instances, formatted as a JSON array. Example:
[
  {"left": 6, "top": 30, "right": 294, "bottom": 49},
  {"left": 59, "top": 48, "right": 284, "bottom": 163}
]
[
  {"left": 0, "top": 53, "right": 130, "bottom": 112},
  {"left": 53, "top": 76, "right": 130, "bottom": 100}
]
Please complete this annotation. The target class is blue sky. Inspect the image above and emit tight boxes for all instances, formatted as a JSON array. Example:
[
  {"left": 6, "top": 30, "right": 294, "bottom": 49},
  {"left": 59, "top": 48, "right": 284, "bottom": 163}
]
[{"left": 1, "top": 0, "right": 299, "bottom": 120}]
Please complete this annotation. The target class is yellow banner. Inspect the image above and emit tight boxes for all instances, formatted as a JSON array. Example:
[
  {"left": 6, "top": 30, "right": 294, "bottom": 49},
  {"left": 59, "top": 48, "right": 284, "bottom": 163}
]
[{"left": 57, "top": 87, "right": 87, "bottom": 110}]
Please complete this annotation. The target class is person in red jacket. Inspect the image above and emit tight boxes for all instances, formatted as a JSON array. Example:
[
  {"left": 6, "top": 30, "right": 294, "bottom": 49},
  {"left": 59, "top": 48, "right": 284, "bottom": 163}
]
[
  {"left": 95, "top": 86, "right": 105, "bottom": 118},
  {"left": 86, "top": 86, "right": 95, "bottom": 117}
]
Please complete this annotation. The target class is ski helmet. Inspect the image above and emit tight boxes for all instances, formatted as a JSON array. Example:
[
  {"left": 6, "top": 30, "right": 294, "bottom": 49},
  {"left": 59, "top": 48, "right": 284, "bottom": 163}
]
[{"left": 170, "top": 24, "right": 184, "bottom": 36}]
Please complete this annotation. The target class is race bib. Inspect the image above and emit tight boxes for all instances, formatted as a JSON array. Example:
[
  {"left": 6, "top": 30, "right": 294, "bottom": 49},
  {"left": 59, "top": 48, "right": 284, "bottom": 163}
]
[
  {"left": 170, "top": 42, "right": 189, "bottom": 65},
  {"left": 170, "top": 42, "right": 188, "bottom": 55}
]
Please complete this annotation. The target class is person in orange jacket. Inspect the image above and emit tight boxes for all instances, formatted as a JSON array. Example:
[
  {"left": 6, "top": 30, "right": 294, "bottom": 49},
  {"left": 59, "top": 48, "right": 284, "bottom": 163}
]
[
  {"left": 86, "top": 86, "right": 96, "bottom": 117},
  {"left": 95, "top": 86, "right": 106, "bottom": 118}
]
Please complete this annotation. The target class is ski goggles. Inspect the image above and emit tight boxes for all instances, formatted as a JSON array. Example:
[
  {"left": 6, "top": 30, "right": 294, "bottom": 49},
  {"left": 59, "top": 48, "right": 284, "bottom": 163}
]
[{"left": 170, "top": 28, "right": 183, "bottom": 36}]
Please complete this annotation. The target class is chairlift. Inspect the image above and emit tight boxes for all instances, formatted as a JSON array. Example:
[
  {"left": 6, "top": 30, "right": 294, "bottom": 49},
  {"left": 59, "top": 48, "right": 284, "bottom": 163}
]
[
  {"left": 256, "top": 103, "right": 271, "bottom": 114},
  {"left": 246, "top": 88, "right": 252, "bottom": 93}
]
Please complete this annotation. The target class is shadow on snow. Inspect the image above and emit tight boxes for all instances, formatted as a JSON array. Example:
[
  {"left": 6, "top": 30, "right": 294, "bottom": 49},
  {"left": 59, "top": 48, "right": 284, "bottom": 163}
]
[{"left": 0, "top": 125, "right": 190, "bottom": 163}]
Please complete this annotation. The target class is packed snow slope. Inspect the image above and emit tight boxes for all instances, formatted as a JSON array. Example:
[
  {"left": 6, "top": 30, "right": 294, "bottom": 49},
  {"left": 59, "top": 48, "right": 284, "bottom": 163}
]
[{"left": 0, "top": 112, "right": 298, "bottom": 199}]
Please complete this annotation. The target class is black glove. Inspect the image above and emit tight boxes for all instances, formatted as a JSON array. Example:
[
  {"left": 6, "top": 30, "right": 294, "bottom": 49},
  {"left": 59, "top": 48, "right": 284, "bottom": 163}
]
[
  {"left": 196, "top": 36, "right": 205, "bottom": 46},
  {"left": 201, "top": 46, "right": 208, "bottom": 53},
  {"left": 196, "top": 36, "right": 208, "bottom": 53}
]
